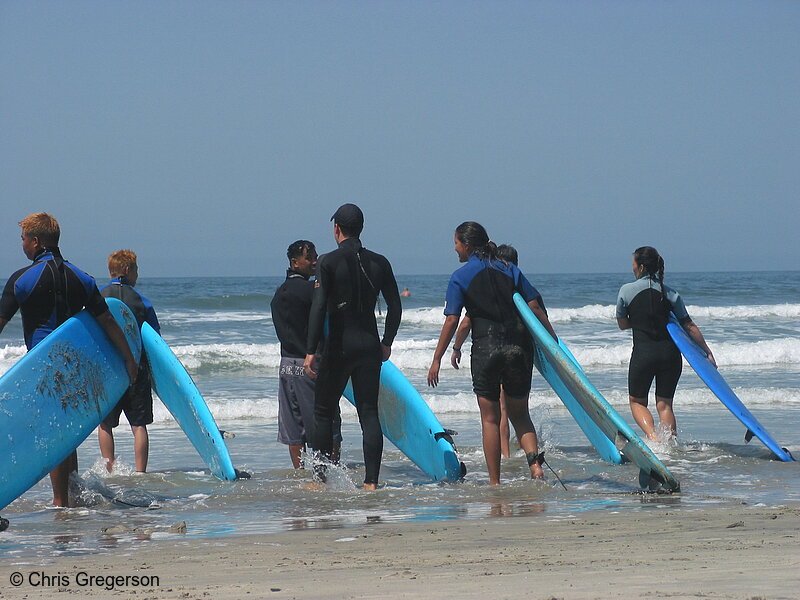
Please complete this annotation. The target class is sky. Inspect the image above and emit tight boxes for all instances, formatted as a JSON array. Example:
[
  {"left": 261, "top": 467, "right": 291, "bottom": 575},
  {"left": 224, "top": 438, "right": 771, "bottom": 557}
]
[{"left": 1, "top": 1, "right": 798, "bottom": 278}]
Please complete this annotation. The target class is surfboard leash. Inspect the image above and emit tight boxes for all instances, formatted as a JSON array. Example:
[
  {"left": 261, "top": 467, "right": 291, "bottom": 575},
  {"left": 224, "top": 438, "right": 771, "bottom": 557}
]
[{"left": 527, "top": 451, "right": 567, "bottom": 491}]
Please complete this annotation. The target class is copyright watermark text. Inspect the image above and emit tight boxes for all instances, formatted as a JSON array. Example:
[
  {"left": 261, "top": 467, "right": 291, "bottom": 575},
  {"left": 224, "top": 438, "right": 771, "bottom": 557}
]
[{"left": 8, "top": 570, "right": 160, "bottom": 591}]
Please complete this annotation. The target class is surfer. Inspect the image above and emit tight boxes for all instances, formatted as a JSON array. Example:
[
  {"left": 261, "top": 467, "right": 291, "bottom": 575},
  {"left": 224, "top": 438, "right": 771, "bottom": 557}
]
[
  {"left": 616, "top": 246, "right": 715, "bottom": 441},
  {"left": 427, "top": 223, "right": 556, "bottom": 485},
  {"left": 449, "top": 244, "right": 520, "bottom": 459},
  {"left": 272, "top": 240, "right": 342, "bottom": 469},
  {"left": 304, "top": 204, "right": 402, "bottom": 490},
  {"left": 97, "top": 250, "right": 161, "bottom": 473},
  {"left": 0, "top": 213, "right": 138, "bottom": 507}
]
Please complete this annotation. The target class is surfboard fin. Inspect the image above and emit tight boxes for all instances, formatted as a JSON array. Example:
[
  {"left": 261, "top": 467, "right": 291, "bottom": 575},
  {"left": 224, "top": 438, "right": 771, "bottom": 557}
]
[
  {"left": 613, "top": 432, "right": 628, "bottom": 452},
  {"left": 435, "top": 429, "right": 458, "bottom": 449},
  {"left": 219, "top": 430, "right": 236, "bottom": 439},
  {"left": 782, "top": 448, "right": 795, "bottom": 460},
  {"left": 0, "top": 517, "right": 9, "bottom": 533},
  {"left": 234, "top": 469, "right": 251, "bottom": 480},
  {"left": 638, "top": 468, "right": 668, "bottom": 492},
  {"left": 744, "top": 429, "right": 755, "bottom": 443}
]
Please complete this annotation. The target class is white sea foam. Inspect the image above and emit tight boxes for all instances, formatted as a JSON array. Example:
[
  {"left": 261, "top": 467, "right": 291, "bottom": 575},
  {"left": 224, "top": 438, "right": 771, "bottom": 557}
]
[{"left": 388, "top": 303, "right": 800, "bottom": 326}]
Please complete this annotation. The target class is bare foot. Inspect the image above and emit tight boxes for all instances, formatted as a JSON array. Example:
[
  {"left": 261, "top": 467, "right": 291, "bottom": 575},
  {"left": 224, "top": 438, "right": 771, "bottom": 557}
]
[
  {"left": 363, "top": 483, "right": 378, "bottom": 491},
  {"left": 530, "top": 464, "right": 545, "bottom": 480},
  {"left": 302, "top": 481, "right": 325, "bottom": 491}
]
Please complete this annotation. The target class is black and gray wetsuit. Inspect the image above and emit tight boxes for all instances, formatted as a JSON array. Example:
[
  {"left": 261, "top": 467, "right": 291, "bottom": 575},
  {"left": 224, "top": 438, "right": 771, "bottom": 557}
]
[
  {"left": 306, "top": 237, "right": 401, "bottom": 485},
  {"left": 616, "top": 275, "right": 689, "bottom": 399}
]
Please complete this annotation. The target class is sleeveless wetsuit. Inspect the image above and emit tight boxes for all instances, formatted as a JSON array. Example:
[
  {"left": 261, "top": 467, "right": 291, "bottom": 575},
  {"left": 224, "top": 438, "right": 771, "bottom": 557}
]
[
  {"left": 616, "top": 275, "right": 689, "bottom": 399},
  {"left": 445, "top": 254, "right": 542, "bottom": 401},
  {"left": 306, "top": 237, "right": 401, "bottom": 484}
]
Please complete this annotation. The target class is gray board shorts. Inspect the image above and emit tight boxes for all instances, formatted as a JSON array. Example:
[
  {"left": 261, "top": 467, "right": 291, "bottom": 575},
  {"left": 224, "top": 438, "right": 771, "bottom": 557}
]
[{"left": 277, "top": 357, "right": 342, "bottom": 446}]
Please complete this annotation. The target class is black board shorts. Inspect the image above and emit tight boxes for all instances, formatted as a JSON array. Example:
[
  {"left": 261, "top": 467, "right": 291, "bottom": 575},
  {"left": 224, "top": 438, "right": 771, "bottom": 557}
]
[
  {"left": 103, "top": 370, "right": 154, "bottom": 428},
  {"left": 470, "top": 336, "right": 533, "bottom": 401},
  {"left": 628, "top": 341, "right": 683, "bottom": 400}
]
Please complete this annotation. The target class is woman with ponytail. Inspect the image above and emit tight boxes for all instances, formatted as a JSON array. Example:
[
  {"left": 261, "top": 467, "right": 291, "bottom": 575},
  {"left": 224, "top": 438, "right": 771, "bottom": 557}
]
[
  {"left": 616, "top": 246, "right": 715, "bottom": 441},
  {"left": 428, "top": 222, "right": 557, "bottom": 485}
]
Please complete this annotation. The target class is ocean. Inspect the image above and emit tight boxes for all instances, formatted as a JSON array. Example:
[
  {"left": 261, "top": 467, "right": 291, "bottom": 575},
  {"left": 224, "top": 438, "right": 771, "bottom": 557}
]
[{"left": 2, "top": 270, "right": 799, "bottom": 562}]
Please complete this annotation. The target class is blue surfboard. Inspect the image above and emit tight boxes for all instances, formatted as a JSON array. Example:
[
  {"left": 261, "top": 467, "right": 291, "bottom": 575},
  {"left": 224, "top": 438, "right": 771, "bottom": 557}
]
[
  {"left": 666, "top": 313, "right": 794, "bottom": 462},
  {"left": 0, "top": 298, "right": 142, "bottom": 510},
  {"left": 513, "top": 293, "right": 679, "bottom": 491},
  {"left": 343, "top": 360, "right": 465, "bottom": 482},
  {"left": 141, "top": 322, "right": 239, "bottom": 481},
  {"left": 515, "top": 296, "right": 623, "bottom": 464}
]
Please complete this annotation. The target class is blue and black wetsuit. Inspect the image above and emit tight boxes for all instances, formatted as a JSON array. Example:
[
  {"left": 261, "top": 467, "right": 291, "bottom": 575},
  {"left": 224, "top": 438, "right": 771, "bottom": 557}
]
[
  {"left": 306, "top": 237, "right": 401, "bottom": 484},
  {"left": 616, "top": 275, "right": 689, "bottom": 399},
  {"left": 445, "top": 254, "right": 542, "bottom": 401},
  {"left": 101, "top": 277, "right": 160, "bottom": 427},
  {"left": 0, "top": 248, "right": 108, "bottom": 350}
]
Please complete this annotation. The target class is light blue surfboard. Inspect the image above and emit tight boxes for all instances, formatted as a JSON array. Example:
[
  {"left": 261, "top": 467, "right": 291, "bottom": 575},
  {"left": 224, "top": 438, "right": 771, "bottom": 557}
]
[
  {"left": 141, "top": 322, "right": 239, "bottom": 481},
  {"left": 0, "top": 298, "right": 142, "bottom": 510},
  {"left": 343, "top": 360, "right": 465, "bottom": 482},
  {"left": 515, "top": 296, "right": 623, "bottom": 464},
  {"left": 513, "top": 293, "right": 679, "bottom": 491},
  {"left": 666, "top": 313, "right": 794, "bottom": 462}
]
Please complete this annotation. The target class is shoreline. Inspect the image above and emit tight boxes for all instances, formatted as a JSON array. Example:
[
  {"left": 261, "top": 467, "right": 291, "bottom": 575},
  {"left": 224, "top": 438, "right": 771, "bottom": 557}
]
[{"left": 3, "top": 503, "right": 798, "bottom": 599}]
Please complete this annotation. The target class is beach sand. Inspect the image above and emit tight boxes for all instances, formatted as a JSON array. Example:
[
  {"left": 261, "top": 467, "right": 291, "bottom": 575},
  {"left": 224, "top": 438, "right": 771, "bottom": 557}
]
[{"left": 2, "top": 503, "right": 798, "bottom": 599}]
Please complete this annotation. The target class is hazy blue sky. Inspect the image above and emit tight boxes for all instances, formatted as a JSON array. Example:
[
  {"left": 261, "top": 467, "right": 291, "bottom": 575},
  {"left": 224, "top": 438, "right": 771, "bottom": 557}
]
[{"left": 2, "top": 2, "right": 798, "bottom": 278}]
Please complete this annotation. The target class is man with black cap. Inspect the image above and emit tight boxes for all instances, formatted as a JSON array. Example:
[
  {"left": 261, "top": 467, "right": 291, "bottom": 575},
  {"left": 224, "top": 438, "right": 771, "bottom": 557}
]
[{"left": 304, "top": 203, "right": 402, "bottom": 490}]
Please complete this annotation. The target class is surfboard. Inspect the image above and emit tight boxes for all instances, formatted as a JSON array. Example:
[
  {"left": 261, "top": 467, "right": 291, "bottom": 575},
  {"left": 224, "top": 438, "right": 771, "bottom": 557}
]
[
  {"left": 343, "top": 360, "right": 465, "bottom": 482},
  {"left": 516, "top": 299, "right": 623, "bottom": 464},
  {"left": 141, "top": 322, "right": 239, "bottom": 481},
  {"left": 0, "top": 298, "right": 142, "bottom": 510},
  {"left": 666, "top": 314, "right": 794, "bottom": 462},
  {"left": 513, "top": 293, "right": 680, "bottom": 491}
]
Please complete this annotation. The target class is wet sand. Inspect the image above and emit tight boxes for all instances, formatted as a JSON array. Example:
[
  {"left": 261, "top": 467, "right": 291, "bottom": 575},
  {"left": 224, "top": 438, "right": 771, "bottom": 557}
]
[{"left": 3, "top": 503, "right": 799, "bottom": 599}]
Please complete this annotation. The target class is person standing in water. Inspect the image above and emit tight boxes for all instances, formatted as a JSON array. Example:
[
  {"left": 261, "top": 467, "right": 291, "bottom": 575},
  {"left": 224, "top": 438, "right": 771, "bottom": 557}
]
[
  {"left": 0, "top": 213, "right": 138, "bottom": 507},
  {"left": 428, "top": 223, "right": 556, "bottom": 485},
  {"left": 616, "top": 246, "right": 715, "bottom": 441},
  {"left": 304, "top": 204, "right": 402, "bottom": 490},
  {"left": 449, "top": 243, "right": 520, "bottom": 459},
  {"left": 271, "top": 240, "right": 341, "bottom": 469},
  {"left": 98, "top": 250, "right": 161, "bottom": 473}
]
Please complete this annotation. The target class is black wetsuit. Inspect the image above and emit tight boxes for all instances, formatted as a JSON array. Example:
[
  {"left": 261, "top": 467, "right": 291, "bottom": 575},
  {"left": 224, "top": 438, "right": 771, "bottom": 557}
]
[{"left": 306, "top": 237, "right": 401, "bottom": 484}]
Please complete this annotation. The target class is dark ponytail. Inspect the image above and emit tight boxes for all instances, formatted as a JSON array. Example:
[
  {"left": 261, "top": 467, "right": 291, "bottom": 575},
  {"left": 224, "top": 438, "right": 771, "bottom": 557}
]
[
  {"left": 633, "top": 246, "right": 670, "bottom": 323},
  {"left": 455, "top": 221, "right": 498, "bottom": 261}
]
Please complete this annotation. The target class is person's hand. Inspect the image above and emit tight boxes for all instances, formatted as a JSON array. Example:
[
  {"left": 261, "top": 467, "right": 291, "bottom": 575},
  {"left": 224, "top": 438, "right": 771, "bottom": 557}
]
[
  {"left": 304, "top": 353, "right": 318, "bottom": 380},
  {"left": 126, "top": 357, "right": 138, "bottom": 385},
  {"left": 450, "top": 348, "right": 462, "bottom": 369},
  {"left": 381, "top": 344, "right": 391, "bottom": 362},
  {"left": 427, "top": 361, "right": 441, "bottom": 387}
]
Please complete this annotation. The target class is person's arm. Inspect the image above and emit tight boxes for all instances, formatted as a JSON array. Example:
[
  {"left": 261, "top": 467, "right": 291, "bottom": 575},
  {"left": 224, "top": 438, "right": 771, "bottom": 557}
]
[
  {"left": 0, "top": 317, "right": 8, "bottom": 335},
  {"left": 304, "top": 257, "right": 328, "bottom": 379},
  {"left": 379, "top": 257, "right": 402, "bottom": 362},
  {"left": 450, "top": 317, "right": 471, "bottom": 369},
  {"left": 427, "top": 314, "right": 459, "bottom": 387},
  {"left": 529, "top": 297, "right": 557, "bottom": 341},
  {"left": 681, "top": 318, "right": 716, "bottom": 367},
  {"left": 617, "top": 317, "right": 632, "bottom": 330},
  {"left": 96, "top": 311, "right": 138, "bottom": 383}
]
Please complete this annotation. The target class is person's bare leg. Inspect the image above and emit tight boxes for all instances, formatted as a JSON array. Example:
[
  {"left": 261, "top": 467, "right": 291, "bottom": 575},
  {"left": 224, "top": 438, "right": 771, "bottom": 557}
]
[
  {"left": 655, "top": 395, "right": 677, "bottom": 438},
  {"left": 477, "top": 396, "right": 502, "bottom": 485},
  {"left": 499, "top": 390, "right": 511, "bottom": 458},
  {"left": 131, "top": 425, "right": 149, "bottom": 472},
  {"left": 50, "top": 451, "right": 77, "bottom": 507},
  {"left": 98, "top": 423, "right": 116, "bottom": 472},
  {"left": 505, "top": 395, "right": 544, "bottom": 479},
  {"left": 629, "top": 396, "right": 657, "bottom": 441},
  {"left": 289, "top": 444, "right": 303, "bottom": 469}
]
